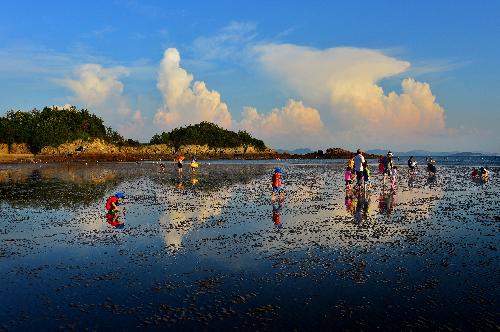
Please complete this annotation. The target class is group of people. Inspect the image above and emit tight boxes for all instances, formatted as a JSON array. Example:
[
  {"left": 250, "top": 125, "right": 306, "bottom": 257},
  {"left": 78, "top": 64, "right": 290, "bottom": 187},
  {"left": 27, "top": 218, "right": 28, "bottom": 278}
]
[
  {"left": 471, "top": 167, "right": 490, "bottom": 181},
  {"left": 345, "top": 150, "right": 399, "bottom": 194},
  {"left": 158, "top": 157, "right": 200, "bottom": 174},
  {"left": 407, "top": 155, "right": 436, "bottom": 175},
  {"left": 175, "top": 157, "right": 199, "bottom": 174},
  {"left": 345, "top": 150, "right": 447, "bottom": 195},
  {"left": 345, "top": 151, "right": 368, "bottom": 192},
  {"left": 104, "top": 151, "right": 492, "bottom": 229}
]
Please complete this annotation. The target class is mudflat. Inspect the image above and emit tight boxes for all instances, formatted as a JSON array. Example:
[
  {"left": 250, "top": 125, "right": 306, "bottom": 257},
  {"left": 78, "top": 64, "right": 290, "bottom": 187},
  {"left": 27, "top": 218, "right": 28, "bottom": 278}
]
[
  {"left": 0, "top": 153, "right": 34, "bottom": 163},
  {"left": 0, "top": 160, "right": 498, "bottom": 331}
]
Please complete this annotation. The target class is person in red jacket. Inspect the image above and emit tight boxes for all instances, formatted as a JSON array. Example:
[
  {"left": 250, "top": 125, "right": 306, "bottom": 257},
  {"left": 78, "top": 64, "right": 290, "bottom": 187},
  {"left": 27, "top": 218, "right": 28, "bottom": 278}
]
[
  {"left": 105, "top": 192, "right": 125, "bottom": 213},
  {"left": 378, "top": 156, "right": 384, "bottom": 174},
  {"left": 271, "top": 168, "right": 284, "bottom": 203}
]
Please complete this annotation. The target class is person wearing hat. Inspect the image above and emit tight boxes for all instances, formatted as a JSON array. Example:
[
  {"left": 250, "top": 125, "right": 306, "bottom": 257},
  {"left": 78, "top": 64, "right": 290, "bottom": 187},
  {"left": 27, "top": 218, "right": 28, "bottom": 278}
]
[
  {"left": 106, "top": 192, "right": 125, "bottom": 214},
  {"left": 190, "top": 157, "right": 199, "bottom": 171},
  {"left": 271, "top": 167, "right": 284, "bottom": 203},
  {"left": 427, "top": 160, "right": 437, "bottom": 176},
  {"left": 353, "top": 149, "right": 365, "bottom": 189},
  {"left": 383, "top": 151, "right": 394, "bottom": 186},
  {"left": 480, "top": 167, "right": 490, "bottom": 181},
  {"left": 407, "top": 156, "right": 417, "bottom": 174},
  {"left": 177, "top": 157, "right": 184, "bottom": 174}
]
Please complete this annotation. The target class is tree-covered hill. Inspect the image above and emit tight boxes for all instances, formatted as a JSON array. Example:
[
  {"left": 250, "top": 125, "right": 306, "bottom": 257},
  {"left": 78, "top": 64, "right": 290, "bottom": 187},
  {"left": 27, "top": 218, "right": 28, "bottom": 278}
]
[
  {"left": 0, "top": 107, "right": 267, "bottom": 154},
  {"left": 0, "top": 106, "right": 132, "bottom": 153},
  {"left": 150, "top": 121, "right": 267, "bottom": 151}
]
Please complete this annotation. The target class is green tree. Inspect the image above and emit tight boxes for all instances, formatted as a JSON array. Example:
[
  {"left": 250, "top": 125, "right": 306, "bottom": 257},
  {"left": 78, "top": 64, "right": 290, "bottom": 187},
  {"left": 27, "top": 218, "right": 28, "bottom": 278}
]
[
  {"left": 0, "top": 106, "right": 111, "bottom": 153},
  {"left": 149, "top": 122, "right": 267, "bottom": 151}
]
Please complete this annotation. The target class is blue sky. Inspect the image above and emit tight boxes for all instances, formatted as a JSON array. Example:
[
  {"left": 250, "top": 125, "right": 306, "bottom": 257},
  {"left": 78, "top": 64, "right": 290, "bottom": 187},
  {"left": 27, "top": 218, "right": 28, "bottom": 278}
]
[{"left": 1, "top": 1, "right": 499, "bottom": 152}]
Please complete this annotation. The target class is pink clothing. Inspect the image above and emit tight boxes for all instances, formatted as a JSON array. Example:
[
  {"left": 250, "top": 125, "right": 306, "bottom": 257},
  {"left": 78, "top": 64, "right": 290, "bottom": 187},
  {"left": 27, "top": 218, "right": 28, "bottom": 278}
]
[
  {"left": 345, "top": 170, "right": 352, "bottom": 181},
  {"left": 390, "top": 169, "right": 398, "bottom": 191}
]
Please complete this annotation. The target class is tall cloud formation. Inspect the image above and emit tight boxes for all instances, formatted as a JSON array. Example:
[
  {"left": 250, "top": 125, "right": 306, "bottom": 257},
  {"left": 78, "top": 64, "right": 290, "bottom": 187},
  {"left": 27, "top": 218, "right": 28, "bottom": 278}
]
[
  {"left": 240, "top": 99, "right": 325, "bottom": 148},
  {"left": 153, "top": 48, "right": 323, "bottom": 148},
  {"left": 254, "top": 44, "right": 447, "bottom": 147},
  {"left": 154, "top": 48, "right": 233, "bottom": 130}
]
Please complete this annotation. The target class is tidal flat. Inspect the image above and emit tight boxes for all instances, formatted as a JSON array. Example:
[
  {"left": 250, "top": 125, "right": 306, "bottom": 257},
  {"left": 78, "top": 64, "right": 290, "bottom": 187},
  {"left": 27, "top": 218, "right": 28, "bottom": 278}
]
[{"left": 0, "top": 161, "right": 499, "bottom": 331}]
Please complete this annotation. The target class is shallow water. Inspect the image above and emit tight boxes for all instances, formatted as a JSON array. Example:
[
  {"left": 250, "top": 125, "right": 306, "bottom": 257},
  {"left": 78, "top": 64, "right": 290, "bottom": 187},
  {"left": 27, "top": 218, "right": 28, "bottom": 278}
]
[{"left": 0, "top": 161, "right": 499, "bottom": 331}]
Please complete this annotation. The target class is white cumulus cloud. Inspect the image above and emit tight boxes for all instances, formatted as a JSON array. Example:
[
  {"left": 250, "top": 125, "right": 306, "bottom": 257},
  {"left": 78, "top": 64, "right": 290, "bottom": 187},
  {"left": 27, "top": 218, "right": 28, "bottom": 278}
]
[
  {"left": 154, "top": 48, "right": 233, "bottom": 130},
  {"left": 118, "top": 110, "right": 146, "bottom": 138},
  {"left": 59, "top": 63, "right": 147, "bottom": 140},
  {"left": 254, "top": 44, "right": 448, "bottom": 148},
  {"left": 60, "top": 64, "right": 129, "bottom": 106},
  {"left": 240, "top": 99, "right": 325, "bottom": 148}
]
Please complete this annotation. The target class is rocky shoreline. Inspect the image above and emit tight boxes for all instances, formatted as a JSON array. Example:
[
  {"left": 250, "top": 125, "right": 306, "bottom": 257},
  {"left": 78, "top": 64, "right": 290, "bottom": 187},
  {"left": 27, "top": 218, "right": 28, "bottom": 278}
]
[
  {"left": 0, "top": 140, "right": 380, "bottom": 163},
  {"left": 278, "top": 147, "right": 380, "bottom": 160},
  {"left": 0, "top": 140, "right": 277, "bottom": 163}
]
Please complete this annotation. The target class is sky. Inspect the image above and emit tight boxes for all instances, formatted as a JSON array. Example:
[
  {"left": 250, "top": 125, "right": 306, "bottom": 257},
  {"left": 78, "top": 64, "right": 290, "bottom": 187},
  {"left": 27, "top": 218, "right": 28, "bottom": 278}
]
[{"left": 1, "top": 0, "right": 499, "bottom": 152}]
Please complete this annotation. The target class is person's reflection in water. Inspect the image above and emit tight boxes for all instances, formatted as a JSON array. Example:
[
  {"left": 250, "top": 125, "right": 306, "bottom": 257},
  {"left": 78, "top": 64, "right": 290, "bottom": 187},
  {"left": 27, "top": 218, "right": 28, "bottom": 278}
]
[
  {"left": 362, "top": 196, "right": 370, "bottom": 220},
  {"left": 344, "top": 192, "right": 354, "bottom": 214},
  {"left": 176, "top": 174, "right": 184, "bottom": 189},
  {"left": 378, "top": 187, "right": 395, "bottom": 221},
  {"left": 408, "top": 172, "right": 416, "bottom": 188},
  {"left": 354, "top": 196, "right": 370, "bottom": 225},
  {"left": 106, "top": 211, "right": 125, "bottom": 229},
  {"left": 354, "top": 198, "right": 362, "bottom": 225},
  {"left": 28, "top": 169, "right": 42, "bottom": 183},
  {"left": 272, "top": 202, "right": 283, "bottom": 229},
  {"left": 344, "top": 188, "right": 357, "bottom": 216},
  {"left": 426, "top": 174, "right": 437, "bottom": 188},
  {"left": 190, "top": 171, "right": 199, "bottom": 186}
]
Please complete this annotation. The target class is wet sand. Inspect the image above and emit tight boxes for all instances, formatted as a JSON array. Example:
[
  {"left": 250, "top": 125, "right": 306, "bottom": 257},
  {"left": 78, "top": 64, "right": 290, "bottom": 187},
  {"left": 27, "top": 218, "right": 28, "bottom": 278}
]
[
  {"left": 0, "top": 161, "right": 499, "bottom": 331},
  {"left": 0, "top": 153, "right": 34, "bottom": 163}
]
